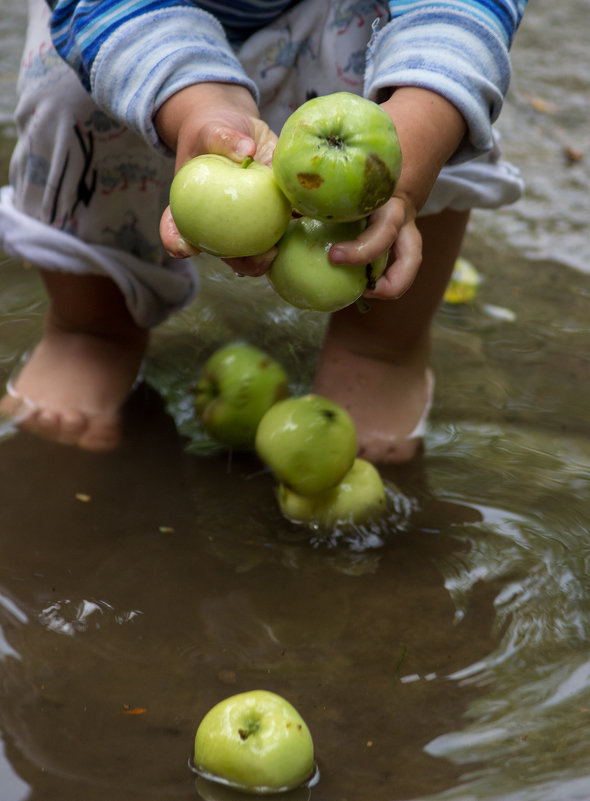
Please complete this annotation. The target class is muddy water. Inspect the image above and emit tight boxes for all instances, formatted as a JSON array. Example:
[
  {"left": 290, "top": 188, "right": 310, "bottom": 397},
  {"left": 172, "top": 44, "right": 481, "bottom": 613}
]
[{"left": 1, "top": 2, "right": 590, "bottom": 801}]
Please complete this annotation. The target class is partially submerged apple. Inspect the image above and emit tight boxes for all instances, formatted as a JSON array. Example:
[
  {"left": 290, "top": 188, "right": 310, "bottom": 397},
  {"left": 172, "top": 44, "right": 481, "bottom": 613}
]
[
  {"left": 193, "top": 690, "right": 315, "bottom": 794},
  {"left": 268, "top": 216, "right": 387, "bottom": 313},
  {"left": 277, "top": 458, "right": 387, "bottom": 528},
  {"left": 194, "top": 342, "right": 289, "bottom": 449},
  {"left": 272, "top": 92, "right": 401, "bottom": 222},
  {"left": 170, "top": 155, "right": 292, "bottom": 258},
  {"left": 255, "top": 394, "right": 357, "bottom": 496}
]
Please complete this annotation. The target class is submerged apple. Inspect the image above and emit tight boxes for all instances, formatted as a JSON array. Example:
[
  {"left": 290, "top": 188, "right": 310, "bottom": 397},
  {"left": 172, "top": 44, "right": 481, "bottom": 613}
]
[
  {"left": 193, "top": 690, "right": 315, "bottom": 794},
  {"left": 255, "top": 394, "right": 357, "bottom": 496},
  {"left": 277, "top": 458, "right": 387, "bottom": 528},
  {"left": 170, "top": 155, "right": 292, "bottom": 258},
  {"left": 194, "top": 343, "right": 289, "bottom": 449},
  {"left": 267, "top": 216, "right": 387, "bottom": 312},
  {"left": 272, "top": 92, "right": 401, "bottom": 222}
]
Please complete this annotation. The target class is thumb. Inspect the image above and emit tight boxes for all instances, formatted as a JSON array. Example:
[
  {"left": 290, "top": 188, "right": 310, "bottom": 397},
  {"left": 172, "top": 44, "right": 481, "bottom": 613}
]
[{"left": 193, "top": 122, "right": 256, "bottom": 165}]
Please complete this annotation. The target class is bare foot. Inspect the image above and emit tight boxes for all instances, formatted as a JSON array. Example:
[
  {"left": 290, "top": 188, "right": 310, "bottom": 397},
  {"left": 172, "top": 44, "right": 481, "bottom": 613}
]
[
  {"left": 313, "top": 343, "right": 433, "bottom": 465},
  {"left": 0, "top": 328, "right": 147, "bottom": 451}
]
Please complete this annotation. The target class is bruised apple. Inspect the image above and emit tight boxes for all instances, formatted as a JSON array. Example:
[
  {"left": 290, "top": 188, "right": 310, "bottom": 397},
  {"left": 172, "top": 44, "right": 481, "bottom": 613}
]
[
  {"left": 255, "top": 394, "right": 357, "bottom": 496},
  {"left": 194, "top": 343, "right": 289, "bottom": 449},
  {"left": 277, "top": 458, "right": 387, "bottom": 528},
  {"left": 267, "top": 216, "right": 387, "bottom": 312},
  {"left": 193, "top": 690, "right": 315, "bottom": 794},
  {"left": 272, "top": 92, "right": 401, "bottom": 222},
  {"left": 170, "top": 155, "right": 292, "bottom": 258}
]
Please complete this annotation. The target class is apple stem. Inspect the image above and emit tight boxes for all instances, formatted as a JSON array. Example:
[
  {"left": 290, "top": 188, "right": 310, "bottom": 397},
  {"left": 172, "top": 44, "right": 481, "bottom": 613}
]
[
  {"left": 240, "top": 156, "right": 254, "bottom": 169},
  {"left": 355, "top": 298, "right": 371, "bottom": 313}
]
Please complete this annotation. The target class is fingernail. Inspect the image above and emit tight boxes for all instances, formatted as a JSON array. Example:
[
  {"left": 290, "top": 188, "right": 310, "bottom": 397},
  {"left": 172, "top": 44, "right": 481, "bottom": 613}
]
[
  {"left": 329, "top": 247, "right": 346, "bottom": 263},
  {"left": 169, "top": 236, "right": 196, "bottom": 259},
  {"left": 236, "top": 139, "right": 253, "bottom": 157}
]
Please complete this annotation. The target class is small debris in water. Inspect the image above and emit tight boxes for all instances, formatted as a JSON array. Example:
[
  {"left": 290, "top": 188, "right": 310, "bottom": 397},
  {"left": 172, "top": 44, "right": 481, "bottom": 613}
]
[{"left": 121, "top": 705, "right": 147, "bottom": 715}]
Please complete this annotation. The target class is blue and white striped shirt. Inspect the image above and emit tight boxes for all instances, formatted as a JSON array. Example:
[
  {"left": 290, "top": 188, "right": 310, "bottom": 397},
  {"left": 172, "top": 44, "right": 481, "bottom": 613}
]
[{"left": 45, "top": 0, "right": 528, "bottom": 161}]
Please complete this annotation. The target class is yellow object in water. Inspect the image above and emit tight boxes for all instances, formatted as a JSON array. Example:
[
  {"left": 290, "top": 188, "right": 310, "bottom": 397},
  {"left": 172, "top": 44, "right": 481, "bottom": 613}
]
[{"left": 444, "top": 258, "right": 482, "bottom": 304}]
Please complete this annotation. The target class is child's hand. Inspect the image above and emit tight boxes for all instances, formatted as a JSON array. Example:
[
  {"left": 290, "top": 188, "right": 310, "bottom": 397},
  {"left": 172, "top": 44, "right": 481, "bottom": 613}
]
[
  {"left": 328, "top": 195, "right": 423, "bottom": 300},
  {"left": 156, "top": 82, "right": 279, "bottom": 276},
  {"left": 329, "top": 86, "right": 467, "bottom": 302}
]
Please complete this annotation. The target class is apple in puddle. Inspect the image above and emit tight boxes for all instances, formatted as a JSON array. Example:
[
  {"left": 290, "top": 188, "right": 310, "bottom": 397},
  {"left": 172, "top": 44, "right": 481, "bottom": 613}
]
[
  {"left": 194, "top": 343, "right": 289, "bottom": 449},
  {"left": 267, "top": 216, "right": 387, "bottom": 313},
  {"left": 169, "top": 155, "right": 292, "bottom": 257},
  {"left": 193, "top": 690, "right": 315, "bottom": 794},
  {"left": 255, "top": 394, "right": 357, "bottom": 496},
  {"left": 272, "top": 92, "right": 402, "bottom": 222},
  {"left": 277, "top": 458, "right": 387, "bottom": 528}
]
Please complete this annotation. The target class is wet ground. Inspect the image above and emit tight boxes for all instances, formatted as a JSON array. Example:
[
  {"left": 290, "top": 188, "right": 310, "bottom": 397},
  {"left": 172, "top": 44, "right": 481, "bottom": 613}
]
[{"left": 1, "top": 2, "right": 590, "bottom": 800}]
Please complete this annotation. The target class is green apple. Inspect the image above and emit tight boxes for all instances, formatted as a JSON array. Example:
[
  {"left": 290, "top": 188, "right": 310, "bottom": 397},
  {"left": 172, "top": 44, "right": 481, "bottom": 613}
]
[
  {"left": 194, "top": 343, "right": 289, "bottom": 449},
  {"left": 193, "top": 690, "right": 315, "bottom": 794},
  {"left": 170, "top": 155, "right": 292, "bottom": 257},
  {"left": 267, "top": 216, "right": 387, "bottom": 313},
  {"left": 277, "top": 458, "right": 387, "bottom": 528},
  {"left": 272, "top": 92, "right": 401, "bottom": 222},
  {"left": 255, "top": 394, "right": 357, "bottom": 496},
  {"left": 443, "top": 257, "right": 482, "bottom": 304}
]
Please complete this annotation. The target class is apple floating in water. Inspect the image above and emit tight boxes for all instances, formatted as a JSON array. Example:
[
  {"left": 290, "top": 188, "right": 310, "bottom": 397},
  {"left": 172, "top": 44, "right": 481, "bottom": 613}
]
[
  {"left": 267, "top": 216, "right": 387, "bottom": 313},
  {"left": 272, "top": 91, "right": 402, "bottom": 222},
  {"left": 194, "top": 342, "right": 289, "bottom": 450},
  {"left": 277, "top": 458, "right": 387, "bottom": 528},
  {"left": 255, "top": 394, "right": 357, "bottom": 497},
  {"left": 192, "top": 690, "right": 316, "bottom": 794},
  {"left": 169, "top": 154, "right": 292, "bottom": 258}
]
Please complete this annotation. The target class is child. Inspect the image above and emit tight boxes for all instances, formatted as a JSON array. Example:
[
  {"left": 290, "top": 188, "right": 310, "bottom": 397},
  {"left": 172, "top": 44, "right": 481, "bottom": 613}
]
[{"left": 0, "top": 0, "right": 526, "bottom": 460}]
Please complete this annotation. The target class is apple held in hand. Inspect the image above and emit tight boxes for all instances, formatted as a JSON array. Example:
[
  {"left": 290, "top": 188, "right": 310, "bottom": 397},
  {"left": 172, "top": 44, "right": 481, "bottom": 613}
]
[
  {"left": 277, "top": 458, "right": 387, "bottom": 528},
  {"left": 193, "top": 690, "right": 315, "bottom": 794},
  {"left": 170, "top": 155, "right": 292, "bottom": 258},
  {"left": 267, "top": 216, "right": 387, "bottom": 313},
  {"left": 255, "top": 394, "right": 357, "bottom": 496},
  {"left": 272, "top": 92, "right": 402, "bottom": 222},
  {"left": 194, "top": 343, "right": 289, "bottom": 450}
]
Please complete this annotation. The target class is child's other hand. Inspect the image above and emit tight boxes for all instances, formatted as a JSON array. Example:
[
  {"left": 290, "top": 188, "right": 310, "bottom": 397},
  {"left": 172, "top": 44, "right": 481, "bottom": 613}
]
[
  {"left": 327, "top": 86, "right": 467, "bottom": 301},
  {"left": 156, "top": 82, "right": 279, "bottom": 275},
  {"left": 328, "top": 196, "right": 423, "bottom": 300}
]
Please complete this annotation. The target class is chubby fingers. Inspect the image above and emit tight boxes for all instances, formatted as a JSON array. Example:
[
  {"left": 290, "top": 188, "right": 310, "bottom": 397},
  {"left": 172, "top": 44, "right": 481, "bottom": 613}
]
[
  {"left": 328, "top": 197, "right": 404, "bottom": 267},
  {"left": 365, "top": 219, "right": 423, "bottom": 300},
  {"left": 223, "top": 248, "right": 277, "bottom": 278},
  {"left": 181, "top": 118, "right": 277, "bottom": 170},
  {"left": 159, "top": 206, "right": 199, "bottom": 259},
  {"left": 176, "top": 122, "right": 256, "bottom": 170}
]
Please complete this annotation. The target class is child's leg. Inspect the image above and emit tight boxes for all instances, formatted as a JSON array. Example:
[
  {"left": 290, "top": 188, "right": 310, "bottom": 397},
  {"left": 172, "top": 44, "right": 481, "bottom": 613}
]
[
  {"left": 313, "top": 209, "right": 470, "bottom": 464},
  {"left": 2, "top": 271, "right": 148, "bottom": 450},
  {"left": 0, "top": 1, "right": 196, "bottom": 449}
]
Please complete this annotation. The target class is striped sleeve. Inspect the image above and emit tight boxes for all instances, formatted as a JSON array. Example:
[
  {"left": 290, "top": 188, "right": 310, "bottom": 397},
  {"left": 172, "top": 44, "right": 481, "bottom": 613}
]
[
  {"left": 45, "top": 1, "right": 259, "bottom": 152},
  {"left": 365, "top": 0, "right": 528, "bottom": 162}
]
